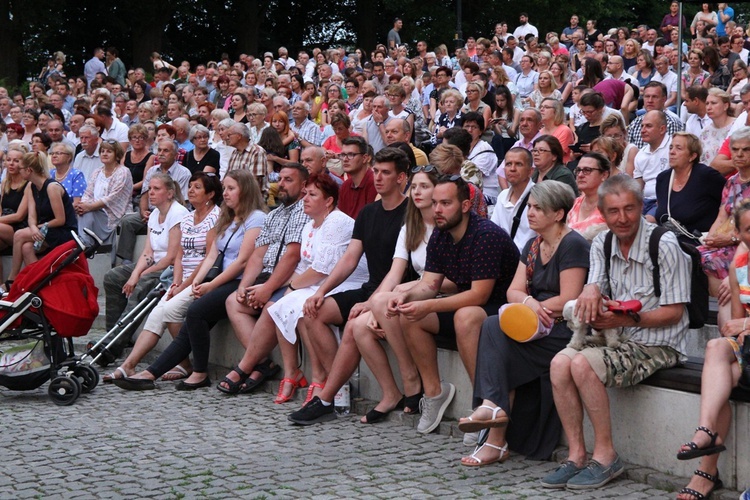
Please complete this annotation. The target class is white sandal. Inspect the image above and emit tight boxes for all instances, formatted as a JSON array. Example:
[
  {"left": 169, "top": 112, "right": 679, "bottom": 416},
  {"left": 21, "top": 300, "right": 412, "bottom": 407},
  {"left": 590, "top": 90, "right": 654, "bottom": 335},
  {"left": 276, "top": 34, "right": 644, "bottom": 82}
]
[
  {"left": 458, "top": 404, "right": 509, "bottom": 433},
  {"left": 461, "top": 442, "right": 509, "bottom": 467},
  {"left": 102, "top": 366, "right": 128, "bottom": 383}
]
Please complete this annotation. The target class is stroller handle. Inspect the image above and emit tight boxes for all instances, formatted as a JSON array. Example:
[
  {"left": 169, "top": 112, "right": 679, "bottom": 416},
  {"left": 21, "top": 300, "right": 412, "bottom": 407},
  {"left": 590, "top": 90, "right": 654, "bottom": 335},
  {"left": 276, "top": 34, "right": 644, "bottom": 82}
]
[{"left": 72, "top": 229, "right": 103, "bottom": 258}]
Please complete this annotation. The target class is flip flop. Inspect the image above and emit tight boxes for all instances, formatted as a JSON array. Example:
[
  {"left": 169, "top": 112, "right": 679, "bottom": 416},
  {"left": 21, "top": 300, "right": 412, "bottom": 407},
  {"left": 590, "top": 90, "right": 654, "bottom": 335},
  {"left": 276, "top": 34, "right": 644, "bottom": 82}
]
[
  {"left": 161, "top": 365, "right": 190, "bottom": 381},
  {"left": 102, "top": 367, "right": 128, "bottom": 383},
  {"left": 113, "top": 377, "right": 156, "bottom": 391}
]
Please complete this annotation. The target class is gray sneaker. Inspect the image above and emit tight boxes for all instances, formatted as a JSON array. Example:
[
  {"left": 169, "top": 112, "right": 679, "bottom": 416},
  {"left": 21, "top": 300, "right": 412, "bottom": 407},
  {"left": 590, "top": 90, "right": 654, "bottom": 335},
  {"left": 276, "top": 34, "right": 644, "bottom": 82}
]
[
  {"left": 566, "top": 455, "right": 624, "bottom": 490},
  {"left": 417, "top": 382, "right": 455, "bottom": 434},
  {"left": 463, "top": 431, "right": 479, "bottom": 446},
  {"left": 540, "top": 460, "right": 584, "bottom": 489}
]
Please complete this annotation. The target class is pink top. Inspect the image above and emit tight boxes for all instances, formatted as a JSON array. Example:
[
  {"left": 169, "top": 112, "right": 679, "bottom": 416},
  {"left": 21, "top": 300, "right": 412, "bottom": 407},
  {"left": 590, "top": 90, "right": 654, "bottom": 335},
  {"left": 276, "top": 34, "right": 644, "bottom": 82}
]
[{"left": 567, "top": 196, "right": 607, "bottom": 242}]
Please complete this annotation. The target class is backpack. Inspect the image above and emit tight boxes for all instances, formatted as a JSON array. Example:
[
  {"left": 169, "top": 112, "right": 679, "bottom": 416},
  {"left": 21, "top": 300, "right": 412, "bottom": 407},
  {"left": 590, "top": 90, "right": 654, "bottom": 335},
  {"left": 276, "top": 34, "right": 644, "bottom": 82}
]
[{"left": 603, "top": 226, "right": 708, "bottom": 329}]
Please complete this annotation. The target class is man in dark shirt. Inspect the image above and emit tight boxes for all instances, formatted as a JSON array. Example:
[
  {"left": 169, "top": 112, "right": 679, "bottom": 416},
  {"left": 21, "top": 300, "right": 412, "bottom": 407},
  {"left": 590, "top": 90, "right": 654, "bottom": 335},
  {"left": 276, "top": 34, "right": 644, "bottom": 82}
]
[
  {"left": 288, "top": 148, "right": 409, "bottom": 425},
  {"left": 393, "top": 176, "right": 519, "bottom": 434},
  {"left": 337, "top": 136, "right": 376, "bottom": 219}
]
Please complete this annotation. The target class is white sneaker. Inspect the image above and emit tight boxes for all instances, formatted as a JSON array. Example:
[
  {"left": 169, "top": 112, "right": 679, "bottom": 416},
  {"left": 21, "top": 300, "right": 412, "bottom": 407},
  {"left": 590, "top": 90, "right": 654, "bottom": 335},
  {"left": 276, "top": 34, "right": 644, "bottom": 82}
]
[
  {"left": 417, "top": 382, "right": 455, "bottom": 434},
  {"left": 463, "top": 431, "right": 479, "bottom": 446}
]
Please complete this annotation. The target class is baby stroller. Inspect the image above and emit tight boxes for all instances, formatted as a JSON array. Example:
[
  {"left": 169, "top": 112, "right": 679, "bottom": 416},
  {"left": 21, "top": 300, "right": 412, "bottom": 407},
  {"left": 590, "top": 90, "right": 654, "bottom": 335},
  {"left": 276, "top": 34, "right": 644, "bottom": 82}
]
[{"left": 0, "top": 230, "right": 101, "bottom": 405}]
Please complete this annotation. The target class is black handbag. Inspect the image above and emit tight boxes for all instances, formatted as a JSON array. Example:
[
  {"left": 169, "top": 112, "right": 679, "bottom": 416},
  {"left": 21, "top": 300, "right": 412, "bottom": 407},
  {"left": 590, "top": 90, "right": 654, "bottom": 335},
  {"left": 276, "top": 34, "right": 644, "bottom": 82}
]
[{"left": 202, "top": 226, "right": 239, "bottom": 283}]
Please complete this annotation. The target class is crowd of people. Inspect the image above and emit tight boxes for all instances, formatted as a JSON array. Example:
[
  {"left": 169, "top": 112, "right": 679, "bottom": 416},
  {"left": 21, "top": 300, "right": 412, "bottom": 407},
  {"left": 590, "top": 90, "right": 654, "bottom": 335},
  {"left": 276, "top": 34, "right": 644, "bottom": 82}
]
[{"left": 3, "top": 6, "right": 750, "bottom": 496}]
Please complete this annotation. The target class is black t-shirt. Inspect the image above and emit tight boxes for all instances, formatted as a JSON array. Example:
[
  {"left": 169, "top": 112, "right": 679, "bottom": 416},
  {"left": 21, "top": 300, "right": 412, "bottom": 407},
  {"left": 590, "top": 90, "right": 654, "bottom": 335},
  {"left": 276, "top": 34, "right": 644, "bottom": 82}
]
[
  {"left": 184, "top": 148, "right": 221, "bottom": 174},
  {"left": 654, "top": 163, "right": 726, "bottom": 243},
  {"left": 425, "top": 212, "right": 520, "bottom": 304},
  {"left": 351, "top": 197, "right": 408, "bottom": 287}
]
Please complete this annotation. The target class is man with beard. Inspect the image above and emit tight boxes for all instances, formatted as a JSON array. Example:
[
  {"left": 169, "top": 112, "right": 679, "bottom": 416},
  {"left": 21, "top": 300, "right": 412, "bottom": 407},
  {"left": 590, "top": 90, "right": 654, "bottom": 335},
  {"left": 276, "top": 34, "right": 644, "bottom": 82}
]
[{"left": 385, "top": 176, "right": 518, "bottom": 434}]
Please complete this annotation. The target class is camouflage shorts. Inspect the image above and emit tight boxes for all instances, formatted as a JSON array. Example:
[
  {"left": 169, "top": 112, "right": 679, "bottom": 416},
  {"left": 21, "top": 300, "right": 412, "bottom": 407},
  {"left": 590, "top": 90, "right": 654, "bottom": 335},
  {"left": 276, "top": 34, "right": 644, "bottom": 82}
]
[{"left": 558, "top": 340, "right": 681, "bottom": 388}]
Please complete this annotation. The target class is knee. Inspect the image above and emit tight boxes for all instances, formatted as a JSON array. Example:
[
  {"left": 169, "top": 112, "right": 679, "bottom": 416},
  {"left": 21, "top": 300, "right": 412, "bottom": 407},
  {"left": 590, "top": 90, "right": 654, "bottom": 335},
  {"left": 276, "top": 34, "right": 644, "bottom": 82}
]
[
  {"left": 704, "top": 338, "right": 731, "bottom": 363},
  {"left": 454, "top": 307, "right": 485, "bottom": 337},
  {"left": 550, "top": 354, "right": 572, "bottom": 382},
  {"left": 103, "top": 269, "right": 119, "bottom": 289},
  {"left": 570, "top": 354, "right": 596, "bottom": 382}
]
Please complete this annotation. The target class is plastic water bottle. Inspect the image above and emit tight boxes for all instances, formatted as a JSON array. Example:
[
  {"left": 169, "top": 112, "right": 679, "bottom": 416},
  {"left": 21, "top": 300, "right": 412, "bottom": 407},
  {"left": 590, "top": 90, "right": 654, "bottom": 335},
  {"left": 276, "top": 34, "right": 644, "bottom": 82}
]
[
  {"left": 33, "top": 224, "right": 48, "bottom": 252},
  {"left": 334, "top": 383, "right": 350, "bottom": 415}
]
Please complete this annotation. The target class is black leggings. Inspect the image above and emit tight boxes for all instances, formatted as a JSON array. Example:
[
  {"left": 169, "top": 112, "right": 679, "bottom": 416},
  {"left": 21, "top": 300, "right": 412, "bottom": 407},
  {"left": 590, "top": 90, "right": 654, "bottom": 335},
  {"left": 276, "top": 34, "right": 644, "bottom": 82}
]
[{"left": 147, "top": 280, "right": 239, "bottom": 377}]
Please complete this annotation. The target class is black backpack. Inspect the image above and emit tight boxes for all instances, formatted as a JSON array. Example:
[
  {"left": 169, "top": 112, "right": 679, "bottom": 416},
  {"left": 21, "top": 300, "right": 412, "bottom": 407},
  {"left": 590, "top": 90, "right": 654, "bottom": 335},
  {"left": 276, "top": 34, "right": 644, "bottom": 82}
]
[{"left": 603, "top": 226, "right": 708, "bottom": 329}]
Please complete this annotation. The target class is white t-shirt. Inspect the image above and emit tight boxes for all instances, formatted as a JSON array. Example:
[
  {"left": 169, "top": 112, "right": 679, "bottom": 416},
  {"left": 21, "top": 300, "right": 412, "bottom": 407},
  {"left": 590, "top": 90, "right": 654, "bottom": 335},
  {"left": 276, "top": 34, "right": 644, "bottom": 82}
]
[
  {"left": 633, "top": 135, "right": 671, "bottom": 199},
  {"left": 392, "top": 223, "right": 434, "bottom": 277},
  {"left": 148, "top": 201, "right": 190, "bottom": 263},
  {"left": 491, "top": 181, "right": 537, "bottom": 252}
]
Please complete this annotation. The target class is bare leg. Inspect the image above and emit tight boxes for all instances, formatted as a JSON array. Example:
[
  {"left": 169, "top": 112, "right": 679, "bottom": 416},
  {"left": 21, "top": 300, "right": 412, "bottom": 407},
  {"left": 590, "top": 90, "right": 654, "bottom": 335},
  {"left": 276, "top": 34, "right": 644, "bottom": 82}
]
[
  {"left": 9, "top": 228, "right": 34, "bottom": 280},
  {"left": 401, "top": 312, "right": 441, "bottom": 397},
  {"left": 316, "top": 320, "right": 362, "bottom": 403},
  {"left": 460, "top": 394, "right": 515, "bottom": 464},
  {"left": 570, "top": 354, "right": 616, "bottom": 465},
  {"left": 300, "top": 297, "right": 343, "bottom": 379},
  {"left": 297, "top": 319, "right": 326, "bottom": 395},
  {"left": 117, "top": 330, "right": 161, "bottom": 375},
  {"left": 453, "top": 306, "right": 488, "bottom": 386},
  {"left": 551, "top": 353, "right": 588, "bottom": 466}
]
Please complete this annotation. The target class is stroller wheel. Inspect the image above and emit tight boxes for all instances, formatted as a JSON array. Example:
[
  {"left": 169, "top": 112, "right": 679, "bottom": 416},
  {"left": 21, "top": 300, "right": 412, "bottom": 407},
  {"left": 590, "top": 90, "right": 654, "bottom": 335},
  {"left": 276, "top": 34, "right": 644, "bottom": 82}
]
[
  {"left": 48, "top": 376, "right": 81, "bottom": 406},
  {"left": 73, "top": 365, "right": 99, "bottom": 393}
]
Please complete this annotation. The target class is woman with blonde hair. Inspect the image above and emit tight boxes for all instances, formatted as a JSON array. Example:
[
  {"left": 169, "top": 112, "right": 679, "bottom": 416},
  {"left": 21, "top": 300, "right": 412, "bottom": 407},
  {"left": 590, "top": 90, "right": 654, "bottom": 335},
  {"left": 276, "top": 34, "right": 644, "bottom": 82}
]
[
  {"left": 529, "top": 71, "right": 562, "bottom": 108},
  {"left": 700, "top": 88, "right": 735, "bottom": 168},
  {"left": 0, "top": 146, "right": 30, "bottom": 283},
  {"left": 7, "top": 151, "right": 77, "bottom": 290},
  {"left": 461, "top": 81, "right": 492, "bottom": 130}
]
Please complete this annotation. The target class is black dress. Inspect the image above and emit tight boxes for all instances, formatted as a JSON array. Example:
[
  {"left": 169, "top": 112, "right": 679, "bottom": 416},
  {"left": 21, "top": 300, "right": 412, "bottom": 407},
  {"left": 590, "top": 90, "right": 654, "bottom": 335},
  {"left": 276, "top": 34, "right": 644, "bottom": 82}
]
[
  {"left": 1, "top": 182, "right": 28, "bottom": 231},
  {"left": 32, "top": 179, "right": 78, "bottom": 247},
  {"left": 473, "top": 231, "right": 590, "bottom": 460},
  {"left": 123, "top": 151, "right": 153, "bottom": 187}
]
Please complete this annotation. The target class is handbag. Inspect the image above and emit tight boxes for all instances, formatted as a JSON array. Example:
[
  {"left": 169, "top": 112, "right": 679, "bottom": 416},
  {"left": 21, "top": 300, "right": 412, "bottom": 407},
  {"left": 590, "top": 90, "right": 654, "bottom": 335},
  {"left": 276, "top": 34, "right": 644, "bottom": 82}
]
[{"left": 202, "top": 226, "right": 239, "bottom": 283}]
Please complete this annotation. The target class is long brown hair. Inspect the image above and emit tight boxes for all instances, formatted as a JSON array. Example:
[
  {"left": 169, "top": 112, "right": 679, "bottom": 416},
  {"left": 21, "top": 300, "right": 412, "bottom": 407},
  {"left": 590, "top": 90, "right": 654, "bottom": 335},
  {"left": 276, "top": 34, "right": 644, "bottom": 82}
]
[
  {"left": 405, "top": 168, "right": 439, "bottom": 252},
  {"left": 214, "top": 170, "right": 267, "bottom": 237}
]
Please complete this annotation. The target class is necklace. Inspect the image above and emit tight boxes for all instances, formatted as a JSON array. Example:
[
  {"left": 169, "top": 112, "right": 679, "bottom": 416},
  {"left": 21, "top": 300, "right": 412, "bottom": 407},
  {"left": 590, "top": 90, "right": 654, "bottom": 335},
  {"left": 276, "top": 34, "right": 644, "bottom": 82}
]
[
  {"left": 541, "top": 228, "right": 565, "bottom": 262},
  {"left": 55, "top": 169, "right": 69, "bottom": 182}
]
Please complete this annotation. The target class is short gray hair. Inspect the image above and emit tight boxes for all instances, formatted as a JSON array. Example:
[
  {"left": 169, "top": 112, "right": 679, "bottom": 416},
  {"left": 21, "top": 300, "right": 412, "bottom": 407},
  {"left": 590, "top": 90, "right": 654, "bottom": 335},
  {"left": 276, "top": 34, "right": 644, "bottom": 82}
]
[
  {"left": 730, "top": 126, "right": 750, "bottom": 147},
  {"left": 173, "top": 117, "right": 191, "bottom": 134},
  {"left": 530, "top": 180, "right": 575, "bottom": 221},
  {"left": 229, "top": 123, "right": 250, "bottom": 140},
  {"left": 79, "top": 125, "right": 99, "bottom": 138},
  {"left": 597, "top": 174, "right": 644, "bottom": 212},
  {"left": 189, "top": 124, "right": 210, "bottom": 141},
  {"left": 218, "top": 118, "right": 235, "bottom": 130},
  {"left": 273, "top": 95, "right": 290, "bottom": 109},
  {"left": 51, "top": 141, "right": 75, "bottom": 157}
]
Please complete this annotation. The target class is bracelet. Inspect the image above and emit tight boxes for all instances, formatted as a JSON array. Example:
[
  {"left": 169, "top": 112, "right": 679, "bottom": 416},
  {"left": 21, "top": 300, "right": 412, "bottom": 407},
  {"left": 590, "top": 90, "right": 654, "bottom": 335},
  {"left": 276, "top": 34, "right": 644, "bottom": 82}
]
[
  {"left": 288, "top": 282, "right": 296, "bottom": 291},
  {"left": 522, "top": 295, "right": 533, "bottom": 305}
]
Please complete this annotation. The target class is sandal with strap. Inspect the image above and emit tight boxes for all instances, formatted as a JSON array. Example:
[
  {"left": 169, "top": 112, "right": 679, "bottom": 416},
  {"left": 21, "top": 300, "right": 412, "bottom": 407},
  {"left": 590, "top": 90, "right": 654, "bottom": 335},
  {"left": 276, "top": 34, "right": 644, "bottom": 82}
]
[
  {"left": 239, "top": 359, "right": 281, "bottom": 394},
  {"left": 102, "top": 366, "right": 128, "bottom": 383},
  {"left": 303, "top": 379, "right": 326, "bottom": 406},
  {"left": 401, "top": 391, "right": 422, "bottom": 415},
  {"left": 274, "top": 371, "right": 308, "bottom": 404},
  {"left": 458, "top": 405, "right": 510, "bottom": 433},
  {"left": 678, "top": 469, "right": 723, "bottom": 500},
  {"left": 461, "top": 442, "right": 510, "bottom": 467},
  {"left": 677, "top": 426, "right": 727, "bottom": 460},
  {"left": 216, "top": 366, "right": 251, "bottom": 394}
]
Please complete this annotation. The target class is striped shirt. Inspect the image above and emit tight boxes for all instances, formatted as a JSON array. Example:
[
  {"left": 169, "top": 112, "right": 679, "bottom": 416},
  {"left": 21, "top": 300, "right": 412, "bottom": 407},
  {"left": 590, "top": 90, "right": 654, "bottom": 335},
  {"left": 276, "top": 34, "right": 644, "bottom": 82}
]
[{"left": 588, "top": 219, "right": 691, "bottom": 355}]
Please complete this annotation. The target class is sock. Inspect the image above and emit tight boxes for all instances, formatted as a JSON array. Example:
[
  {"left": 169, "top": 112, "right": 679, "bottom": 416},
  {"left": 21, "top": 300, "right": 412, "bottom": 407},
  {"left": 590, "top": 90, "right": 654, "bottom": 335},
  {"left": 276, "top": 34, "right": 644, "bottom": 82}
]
[{"left": 319, "top": 399, "right": 331, "bottom": 406}]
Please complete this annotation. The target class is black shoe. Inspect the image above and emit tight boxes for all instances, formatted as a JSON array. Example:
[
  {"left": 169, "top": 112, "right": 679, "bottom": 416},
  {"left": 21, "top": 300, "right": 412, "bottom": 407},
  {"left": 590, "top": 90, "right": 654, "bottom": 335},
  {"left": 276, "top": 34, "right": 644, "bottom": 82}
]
[
  {"left": 288, "top": 396, "right": 336, "bottom": 425},
  {"left": 175, "top": 377, "right": 211, "bottom": 391}
]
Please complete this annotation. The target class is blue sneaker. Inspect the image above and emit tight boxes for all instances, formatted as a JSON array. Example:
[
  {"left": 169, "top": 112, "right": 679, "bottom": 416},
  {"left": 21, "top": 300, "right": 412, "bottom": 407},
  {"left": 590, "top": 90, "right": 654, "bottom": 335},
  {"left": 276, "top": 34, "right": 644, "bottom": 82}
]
[
  {"left": 566, "top": 455, "right": 624, "bottom": 490},
  {"left": 540, "top": 460, "right": 585, "bottom": 489}
]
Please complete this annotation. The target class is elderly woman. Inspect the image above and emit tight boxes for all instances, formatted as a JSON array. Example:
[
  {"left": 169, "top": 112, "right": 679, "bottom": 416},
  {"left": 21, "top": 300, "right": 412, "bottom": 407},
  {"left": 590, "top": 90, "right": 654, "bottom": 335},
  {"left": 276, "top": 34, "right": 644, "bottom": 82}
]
[
  {"left": 247, "top": 102, "right": 269, "bottom": 144},
  {"left": 567, "top": 152, "right": 611, "bottom": 241},
  {"left": 49, "top": 141, "right": 86, "bottom": 204},
  {"left": 102, "top": 172, "right": 222, "bottom": 382},
  {"left": 124, "top": 124, "right": 154, "bottom": 204},
  {"left": 432, "top": 88, "right": 464, "bottom": 146},
  {"left": 539, "top": 98, "right": 574, "bottom": 164},
  {"left": 214, "top": 118, "right": 237, "bottom": 179},
  {"left": 75, "top": 140, "right": 133, "bottom": 246},
  {"left": 462, "top": 112, "right": 499, "bottom": 204},
  {"left": 459, "top": 180, "right": 589, "bottom": 465},
  {"left": 184, "top": 125, "right": 220, "bottom": 175},
  {"left": 655, "top": 132, "right": 725, "bottom": 246},
  {"left": 21, "top": 109, "right": 41, "bottom": 145},
  {"left": 701, "top": 88, "right": 735, "bottom": 169},
  {"left": 101, "top": 173, "right": 188, "bottom": 362},
  {"left": 258, "top": 174, "right": 368, "bottom": 402},
  {"left": 462, "top": 81, "right": 492, "bottom": 129},
  {"left": 7, "top": 152, "right": 78, "bottom": 290},
  {"left": 531, "top": 135, "right": 578, "bottom": 195},
  {"left": 115, "top": 171, "right": 267, "bottom": 389},
  {"left": 700, "top": 128, "right": 750, "bottom": 329},
  {"left": 674, "top": 200, "right": 750, "bottom": 500}
]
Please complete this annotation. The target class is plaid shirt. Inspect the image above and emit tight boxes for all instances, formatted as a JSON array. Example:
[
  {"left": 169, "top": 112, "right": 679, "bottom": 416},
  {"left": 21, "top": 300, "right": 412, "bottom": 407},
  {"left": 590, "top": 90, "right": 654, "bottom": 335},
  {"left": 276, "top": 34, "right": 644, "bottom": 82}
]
[
  {"left": 627, "top": 111, "right": 684, "bottom": 149},
  {"left": 255, "top": 198, "right": 309, "bottom": 274},
  {"left": 227, "top": 142, "right": 267, "bottom": 178},
  {"left": 290, "top": 118, "right": 323, "bottom": 147}
]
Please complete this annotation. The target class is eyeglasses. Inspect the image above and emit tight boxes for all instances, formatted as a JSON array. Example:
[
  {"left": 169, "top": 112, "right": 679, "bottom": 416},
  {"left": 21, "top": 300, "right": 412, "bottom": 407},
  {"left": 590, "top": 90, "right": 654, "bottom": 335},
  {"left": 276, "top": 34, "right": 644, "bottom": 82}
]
[
  {"left": 50, "top": 152, "right": 69, "bottom": 156},
  {"left": 539, "top": 105, "right": 555, "bottom": 110},
  {"left": 531, "top": 148, "right": 551, "bottom": 154},
  {"left": 573, "top": 167, "right": 604, "bottom": 176},
  {"left": 339, "top": 152, "right": 363, "bottom": 160},
  {"left": 247, "top": 113, "right": 264, "bottom": 117},
  {"left": 385, "top": 93, "right": 401, "bottom": 98},
  {"left": 411, "top": 165, "right": 438, "bottom": 174}
]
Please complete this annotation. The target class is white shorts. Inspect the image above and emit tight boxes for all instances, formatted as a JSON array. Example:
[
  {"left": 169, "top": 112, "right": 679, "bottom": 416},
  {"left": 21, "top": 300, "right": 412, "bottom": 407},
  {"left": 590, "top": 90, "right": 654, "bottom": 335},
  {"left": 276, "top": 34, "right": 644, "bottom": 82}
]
[{"left": 142, "top": 285, "right": 195, "bottom": 337}]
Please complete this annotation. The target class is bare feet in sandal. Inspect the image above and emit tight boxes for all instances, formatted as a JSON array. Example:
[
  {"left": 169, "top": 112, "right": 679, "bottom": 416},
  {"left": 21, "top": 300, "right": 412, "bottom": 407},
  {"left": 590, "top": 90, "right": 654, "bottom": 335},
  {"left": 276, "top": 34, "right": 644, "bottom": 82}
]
[
  {"left": 460, "top": 441, "right": 509, "bottom": 467},
  {"left": 102, "top": 366, "right": 130, "bottom": 383},
  {"left": 161, "top": 365, "right": 192, "bottom": 381},
  {"left": 458, "top": 404, "right": 509, "bottom": 433}
]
